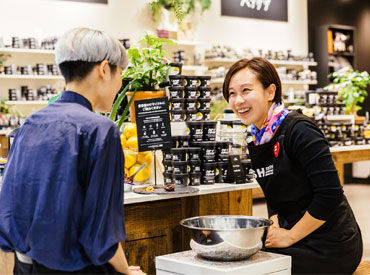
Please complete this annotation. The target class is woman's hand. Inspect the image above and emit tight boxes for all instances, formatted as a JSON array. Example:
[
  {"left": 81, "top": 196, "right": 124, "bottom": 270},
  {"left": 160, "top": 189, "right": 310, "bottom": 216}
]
[
  {"left": 265, "top": 227, "right": 295, "bottom": 248},
  {"left": 128, "top": 266, "right": 146, "bottom": 275}
]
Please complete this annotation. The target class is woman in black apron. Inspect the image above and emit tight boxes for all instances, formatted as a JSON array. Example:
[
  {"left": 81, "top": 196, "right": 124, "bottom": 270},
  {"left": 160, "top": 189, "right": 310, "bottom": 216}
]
[{"left": 222, "top": 57, "right": 362, "bottom": 274}]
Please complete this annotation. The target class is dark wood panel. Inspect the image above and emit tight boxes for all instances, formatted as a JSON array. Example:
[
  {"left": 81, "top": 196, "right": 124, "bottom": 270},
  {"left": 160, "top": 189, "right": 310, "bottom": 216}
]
[
  {"left": 229, "top": 189, "right": 253, "bottom": 215},
  {"left": 122, "top": 239, "right": 149, "bottom": 273},
  {"left": 199, "top": 192, "right": 229, "bottom": 216},
  {"left": 124, "top": 199, "right": 182, "bottom": 240}
]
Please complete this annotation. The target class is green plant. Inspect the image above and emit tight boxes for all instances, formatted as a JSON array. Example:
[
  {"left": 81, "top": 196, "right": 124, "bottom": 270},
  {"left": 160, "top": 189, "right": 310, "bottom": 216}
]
[
  {"left": 110, "top": 34, "right": 175, "bottom": 129},
  {"left": 150, "top": 0, "right": 211, "bottom": 23},
  {"left": 0, "top": 53, "right": 11, "bottom": 67},
  {"left": 0, "top": 98, "right": 23, "bottom": 117},
  {"left": 325, "top": 67, "right": 370, "bottom": 113}
]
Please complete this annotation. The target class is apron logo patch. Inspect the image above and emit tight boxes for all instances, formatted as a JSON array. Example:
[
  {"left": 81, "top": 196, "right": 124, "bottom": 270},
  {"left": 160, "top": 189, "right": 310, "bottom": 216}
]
[
  {"left": 256, "top": 165, "right": 274, "bottom": 178},
  {"left": 273, "top": 142, "right": 280, "bottom": 158}
]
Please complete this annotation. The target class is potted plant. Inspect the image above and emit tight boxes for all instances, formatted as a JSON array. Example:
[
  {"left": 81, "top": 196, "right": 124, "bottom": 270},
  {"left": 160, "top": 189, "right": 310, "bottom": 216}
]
[
  {"left": 110, "top": 34, "right": 175, "bottom": 126},
  {"left": 324, "top": 67, "right": 369, "bottom": 115},
  {"left": 0, "top": 53, "right": 11, "bottom": 74},
  {"left": 150, "top": 0, "right": 212, "bottom": 23}
]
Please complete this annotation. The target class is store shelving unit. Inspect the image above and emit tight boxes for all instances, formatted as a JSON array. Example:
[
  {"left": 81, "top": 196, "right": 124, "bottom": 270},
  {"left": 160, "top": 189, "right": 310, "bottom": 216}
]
[
  {"left": 311, "top": 24, "right": 356, "bottom": 88},
  {"left": 0, "top": 48, "right": 55, "bottom": 55},
  {"left": 164, "top": 40, "right": 208, "bottom": 75},
  {"left": 0, "top": 75, "right": 63, "bottom": 80},
  {"left": 0, "top": 47, "right": 64, "bottom": 117},
  {"left": 6, "top": 100, "right": 48, "bottom": 105}
]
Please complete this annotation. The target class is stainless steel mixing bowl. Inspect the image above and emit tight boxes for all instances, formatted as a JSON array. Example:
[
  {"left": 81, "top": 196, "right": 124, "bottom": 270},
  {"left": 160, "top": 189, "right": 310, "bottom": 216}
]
[{"left": 180, "top": 215, "right": 273, "bottom": 261}]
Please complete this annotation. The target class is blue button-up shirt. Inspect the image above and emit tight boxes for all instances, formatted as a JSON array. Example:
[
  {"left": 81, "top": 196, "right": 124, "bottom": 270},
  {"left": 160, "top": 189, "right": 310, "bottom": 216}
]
[{"left": 0, "top": 91, "right": 126, "bottom": 271}]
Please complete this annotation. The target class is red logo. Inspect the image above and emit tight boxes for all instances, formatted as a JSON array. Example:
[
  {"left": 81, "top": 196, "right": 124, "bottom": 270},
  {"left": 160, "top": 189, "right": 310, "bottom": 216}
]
[{"left": 273, "top": 142, "right": 280, "bottom": 158}]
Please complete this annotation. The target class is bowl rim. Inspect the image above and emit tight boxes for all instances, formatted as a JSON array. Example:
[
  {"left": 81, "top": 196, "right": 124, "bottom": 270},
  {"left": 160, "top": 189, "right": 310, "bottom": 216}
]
[{"left": 180, "top": 215, "right": 273, "bottom": 231}]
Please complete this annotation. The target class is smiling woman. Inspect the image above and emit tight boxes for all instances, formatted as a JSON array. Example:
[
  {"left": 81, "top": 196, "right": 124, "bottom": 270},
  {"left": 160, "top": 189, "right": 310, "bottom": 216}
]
[{"left": 222, "top": 57, "right": 363, "bottom": 274}]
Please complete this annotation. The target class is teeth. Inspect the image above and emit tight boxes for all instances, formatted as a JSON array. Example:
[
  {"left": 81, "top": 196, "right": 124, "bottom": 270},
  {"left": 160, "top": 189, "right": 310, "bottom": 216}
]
[{"left": 238, "top": 108, "right": 250, "bottom": 113}]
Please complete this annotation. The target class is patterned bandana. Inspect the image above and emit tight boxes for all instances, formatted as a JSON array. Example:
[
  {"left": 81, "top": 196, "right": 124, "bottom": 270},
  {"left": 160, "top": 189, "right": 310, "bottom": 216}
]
[{"left": 251, "top": 103, "right": 289, "bottom": 145}]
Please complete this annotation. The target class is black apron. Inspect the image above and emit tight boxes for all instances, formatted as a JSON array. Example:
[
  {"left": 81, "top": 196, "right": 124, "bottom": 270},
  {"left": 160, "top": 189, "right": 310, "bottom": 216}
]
[{"left": 248, "top": 112, "right": 363, "bottom": 274}]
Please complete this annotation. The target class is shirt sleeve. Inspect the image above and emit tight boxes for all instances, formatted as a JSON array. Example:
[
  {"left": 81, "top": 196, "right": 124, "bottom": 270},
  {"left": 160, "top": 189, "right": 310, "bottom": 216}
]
[
  {"left": 287, "top": 121, "right": 343, "bottom": 221},
  {"left": 78, "top": 125, "right": 126, "bottom": 266}
]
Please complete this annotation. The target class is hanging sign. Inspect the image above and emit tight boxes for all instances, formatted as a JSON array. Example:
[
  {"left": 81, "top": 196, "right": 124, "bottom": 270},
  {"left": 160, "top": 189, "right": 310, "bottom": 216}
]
[
  {"left": 135, "top": 97, "right": 172, "bottom": 152},
  {"left": 221, "top": 0, "right": 288, "bottom": 22}
]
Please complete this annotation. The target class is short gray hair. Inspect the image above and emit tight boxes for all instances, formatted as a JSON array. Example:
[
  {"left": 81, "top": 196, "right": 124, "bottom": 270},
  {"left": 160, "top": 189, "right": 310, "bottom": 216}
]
[{"left": 55, "top": 27, "right": 128, "bottom": 68}]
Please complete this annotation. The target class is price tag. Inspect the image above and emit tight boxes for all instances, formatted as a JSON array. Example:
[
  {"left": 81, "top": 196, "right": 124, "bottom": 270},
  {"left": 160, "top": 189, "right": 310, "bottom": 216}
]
[{"left": 135, "top": 97, "right": 172, "bottom": 152}]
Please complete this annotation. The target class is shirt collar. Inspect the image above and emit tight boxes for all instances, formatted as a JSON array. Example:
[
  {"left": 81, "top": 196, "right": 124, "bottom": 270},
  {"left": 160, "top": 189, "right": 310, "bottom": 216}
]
[{"left": 57, "top": 91, "right": 93, "bottom": 111}]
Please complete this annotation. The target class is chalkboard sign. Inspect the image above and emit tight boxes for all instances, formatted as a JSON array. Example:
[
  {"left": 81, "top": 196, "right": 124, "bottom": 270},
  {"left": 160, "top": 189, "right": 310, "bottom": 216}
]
[
  {"left": 221, "top": 0, "right": 288, "bottom": 22},
  {"left": 134, "top": 97, "right": 172, "bottom": 152}
]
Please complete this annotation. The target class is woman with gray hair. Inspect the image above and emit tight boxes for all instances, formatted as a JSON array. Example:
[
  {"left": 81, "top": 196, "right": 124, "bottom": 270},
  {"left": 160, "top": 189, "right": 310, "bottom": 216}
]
[{"left": 0, "top": 28, "right": 144, "bottom": 275}]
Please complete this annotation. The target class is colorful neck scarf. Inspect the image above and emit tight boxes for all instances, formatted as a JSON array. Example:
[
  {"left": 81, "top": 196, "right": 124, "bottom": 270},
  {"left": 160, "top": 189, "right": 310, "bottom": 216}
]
[{"left": 251, "top": 103, "right": 289, "bottom": 145}]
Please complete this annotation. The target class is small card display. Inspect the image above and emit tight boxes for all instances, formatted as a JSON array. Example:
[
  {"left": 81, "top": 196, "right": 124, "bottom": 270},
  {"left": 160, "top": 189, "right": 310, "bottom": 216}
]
[
  {"left": 226, "top": 155, "right": 246, "bottom": 184},
  {"left": 135, "top": 97, "right": 172, "bottom": 152}
]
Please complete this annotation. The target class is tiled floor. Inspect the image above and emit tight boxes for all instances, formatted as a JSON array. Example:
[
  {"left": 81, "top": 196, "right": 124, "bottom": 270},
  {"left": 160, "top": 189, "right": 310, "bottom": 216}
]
[{"left": 253, "top": 183, "right": 370, "bottom": 260}]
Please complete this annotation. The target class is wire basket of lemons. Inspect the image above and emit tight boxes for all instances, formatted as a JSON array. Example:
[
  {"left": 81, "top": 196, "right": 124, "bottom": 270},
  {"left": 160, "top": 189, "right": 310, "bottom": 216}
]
[{"left": 121, "top": 123, "right": 154, "bottom": 188}]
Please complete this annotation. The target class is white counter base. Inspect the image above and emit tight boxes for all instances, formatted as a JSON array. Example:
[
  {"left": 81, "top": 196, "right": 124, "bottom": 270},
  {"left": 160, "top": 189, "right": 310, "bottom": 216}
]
[
  {"left": 124, "top": 181, "right": 260, "bottom": 205},
  {"left": 156, "top": 250, "right": 291, "bottom": 275}
]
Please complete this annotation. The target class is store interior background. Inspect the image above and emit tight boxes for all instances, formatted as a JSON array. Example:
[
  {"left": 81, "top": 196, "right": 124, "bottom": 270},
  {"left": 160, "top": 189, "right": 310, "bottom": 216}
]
[{"left": 1, "top": 0, "right": 370, "bottom": 272}]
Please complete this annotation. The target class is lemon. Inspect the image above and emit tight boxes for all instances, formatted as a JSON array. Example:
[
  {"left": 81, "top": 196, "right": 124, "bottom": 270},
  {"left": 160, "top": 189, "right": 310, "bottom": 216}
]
[
  {"left": 120, "top": 135, "right": 127, "bottom": 148},
  {"left": 129, "top": 164, "right": 150, "bottom": 182},
  {"left": 124, "top": 150, "right": 137, "bottom": 168},
  {"left": 124, "top": 123, "right": 137, "bottom": 139},
  {"left": 137, "top": 151, "right": 153, "bottom": 165},
  {"left": 126, "top": 136, "right": 138, "bottom": 149}
]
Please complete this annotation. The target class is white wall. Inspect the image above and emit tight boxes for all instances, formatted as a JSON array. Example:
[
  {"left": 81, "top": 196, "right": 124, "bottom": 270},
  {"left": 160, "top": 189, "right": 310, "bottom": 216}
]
[{"left": 0, "top": 0, "right": 308, "bottom": 55}]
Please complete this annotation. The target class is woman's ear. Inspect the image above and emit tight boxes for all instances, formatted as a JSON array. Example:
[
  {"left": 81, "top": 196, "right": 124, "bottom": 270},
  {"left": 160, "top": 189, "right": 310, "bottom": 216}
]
[
  {"left": 266, "top": 84, "right": 276, "bottom": 102},
  {"left": 97, "top": 60, "right": 111, "bottom": 81}
]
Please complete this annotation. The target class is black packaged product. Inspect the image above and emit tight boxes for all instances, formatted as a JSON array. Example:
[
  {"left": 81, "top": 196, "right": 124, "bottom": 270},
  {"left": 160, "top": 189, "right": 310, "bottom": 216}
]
[
  {"left": 217, "top": 161, "right": 229, "bottom": 183},
  {"left": 216, "top": 141, "right": 230, "bottom": 162},
  {"left": 177, "top": 135, "right": 190, "bottom": 147},
  {"left": 203, "top": 121, "right": 217, "bottom": 141},
  {"left": 185, "top": 98, "right": 197, "bottom": 110},
  {"left": 188, "top": 147, "right": 201, "bottom": 161},
  {"left": 241, "top": 159, "right": 253, "bottom": 181},
  {"left": 355, "top": 137, "right": 365, "bottom": 145},
  {"left": 169, "top": 86, "right": 184, "bottom": 99},
  {"left": 163, "top": 172, "right": 173, "bottom": 185},
  {"left": 163, "top": 160, "right": 174, "bottom": 173},
  {"left": 169, "top": 75, "right": 185, "bottom": 87},
  {"left": 187, "top": 121, "right": 204, "bottom": 142},
  {"left": 198, "top": 76, "right": 211, "bottom": 88},
  {"left": 173, "top": 160, "right": 190, "bottom": 174},
  {"left": 202, "top": 162, "right": 216, "bottom": 185},
  {"left": 201, "top": 141, "right": 216, "bottom": 163},
  {"left": 185, "top": 76, "right": 199, "bottom": 88},
  {"left": 189, "top": 160, "right": 202, "bottom": 173},
  {"left": 189, "top": 172, "right": 202, "bottom": 186},
  {"left": 171, "top": 148, "right": 188, "bottom": 161},
  {"left": 198, "top": 86, "right": 211, "bottom": 99},
  {"left": 173, "top": 173, "right": 189, "bottom": 186},
  {"left": 185, "top": 110, "right": 197, "bottom": 122},
  {"left": 169, "top": 62, "right": 182, "bottom": 75},
  {"left": 198, "top": 109, "right": 211, "bottom": 120},
  {"left": 162, "top": 150, "right": 173, "bottom": 161},
  {"left": 169, "top": 98, "right": 184, "bottom": 111},
  {"left": 171, "top": 136, "right": 178, "bottom": 148},
  {"left": 197, "top": 98, "right": 211, "bottom": 110},
  {"left": 170, "top": 110, "right": 185, "bottom": 122},
  {"left": 185, "top": 87, "right": 198, "bottom": 99}
]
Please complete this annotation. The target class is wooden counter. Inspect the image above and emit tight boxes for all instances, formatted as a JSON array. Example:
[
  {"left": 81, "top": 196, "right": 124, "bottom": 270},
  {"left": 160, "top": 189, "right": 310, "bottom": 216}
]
[
  {"left": 122, "top": 182, "right": 258, "bottom": 275},
  {"left": 330, "top": 145, "right": 370, "bottom": 185}
]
